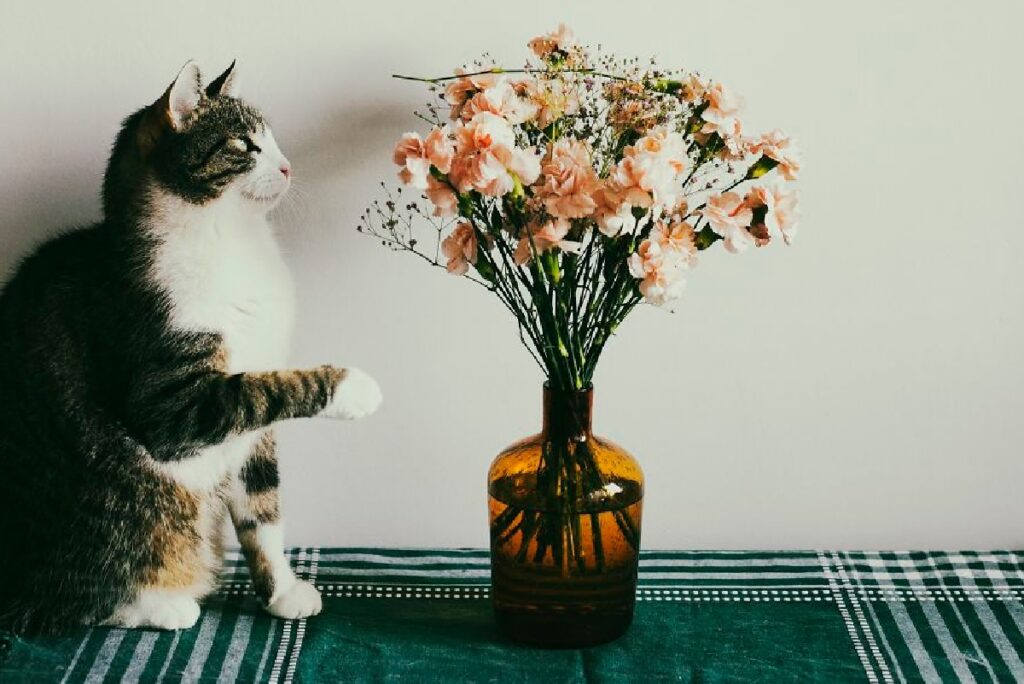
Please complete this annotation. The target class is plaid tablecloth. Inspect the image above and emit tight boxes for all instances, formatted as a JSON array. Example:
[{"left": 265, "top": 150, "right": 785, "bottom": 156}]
[{"left": 2, "top": 549, "right": 1023, "bottom": 682}]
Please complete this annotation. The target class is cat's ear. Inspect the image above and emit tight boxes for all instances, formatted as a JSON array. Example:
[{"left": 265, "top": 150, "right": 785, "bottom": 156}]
[
  {"left": 206, "top": 60, "right": 240, "bottom": 98},
  {"left": 136, "top": 61, "right": 202, "bottom": 151},
  {"left": 163, "top": 61, "right": 203, "bottom": 131}
]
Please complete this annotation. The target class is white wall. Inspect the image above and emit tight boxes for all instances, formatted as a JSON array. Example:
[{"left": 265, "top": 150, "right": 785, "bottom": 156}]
[{"left": 1, "top": 1, "right": 1022, "bottom": 550}]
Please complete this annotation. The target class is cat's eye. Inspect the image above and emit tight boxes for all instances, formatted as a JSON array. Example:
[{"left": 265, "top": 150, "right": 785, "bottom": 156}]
[
  {"left": 224, "top": 136, "right": 261, "bottom": 154},
  {"left": 241, "top": 136, "right": 261, "bottom": 154},
  {"left": 225, "top": 137, "right": 247, "bottom": 153}
]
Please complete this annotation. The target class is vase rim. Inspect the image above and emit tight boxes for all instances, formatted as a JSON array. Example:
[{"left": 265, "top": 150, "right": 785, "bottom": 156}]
[{"left": 542, "top": 381, "right": 594, "bottom": 395}]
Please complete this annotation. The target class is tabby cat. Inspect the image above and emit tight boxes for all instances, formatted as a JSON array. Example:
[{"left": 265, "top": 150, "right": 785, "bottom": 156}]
[{"left": 0, "top": 61, "right": 382, "bottom": 634}]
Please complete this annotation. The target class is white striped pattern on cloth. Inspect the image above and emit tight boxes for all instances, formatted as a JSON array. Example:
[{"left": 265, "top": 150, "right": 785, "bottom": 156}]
[{"left": 22, "top": 548, "right": 1024, "bottom": 683}]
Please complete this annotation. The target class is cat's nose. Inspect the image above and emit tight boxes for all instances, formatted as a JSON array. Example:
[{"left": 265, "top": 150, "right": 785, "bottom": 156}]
[{"left": 279, "top": 162, "right": 292, "bottom": 179}]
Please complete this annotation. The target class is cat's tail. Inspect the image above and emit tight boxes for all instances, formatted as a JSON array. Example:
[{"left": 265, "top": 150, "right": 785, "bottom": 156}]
[
  {"left": 0, "top": 552, "right": 130, "bottom": 636},
  {"left": 0, "top": 450, "right": 127, "bottom": 636},
  {"left": 0, "top": 565, "right": 119, "bottom": 636}
]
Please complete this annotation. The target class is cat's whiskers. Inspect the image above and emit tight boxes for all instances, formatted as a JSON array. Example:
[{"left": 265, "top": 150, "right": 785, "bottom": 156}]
[{"left": 272, "top": 180, "right": 310, "bottom": 228}]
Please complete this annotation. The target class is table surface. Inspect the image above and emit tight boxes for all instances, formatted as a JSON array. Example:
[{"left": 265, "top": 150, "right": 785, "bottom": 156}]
[{"left": 2, "top": 548, "right": 1023, "bottom": 683}]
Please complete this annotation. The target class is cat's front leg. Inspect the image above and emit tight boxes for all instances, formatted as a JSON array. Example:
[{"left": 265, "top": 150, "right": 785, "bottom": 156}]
[
  {"left": 129, "top": 362, "right": 382, "bottom": 457},
  {"left": 229, "top": 432, "right": 321, "bottom": 619},
  {"left": 318, "top": 367, "right": 383, "bottom": 420}
]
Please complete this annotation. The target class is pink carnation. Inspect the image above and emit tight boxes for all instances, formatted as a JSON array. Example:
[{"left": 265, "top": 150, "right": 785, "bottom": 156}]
[
  {"left": 393, "top": 127, "right": 454, "bottom": 189},
  {"left": 718, "top": 117, "right": 749, "bottom": 161},
  {"left": 651, "top": 221, "right": 697, "bottom": 266},
  {"left": 700, "top": 81, "right": 743, "bottom": 139},
  {"left": 535, "top": 138, "right": 601, "bottom": 219},
  {"left": 441, "top": 222, "right": 478, "bottom": 275},
  {"left": 627, "top": 239, "right": 687, "bottom": 305},
  {"left": 604, "top": 126, "right": 688, "bottom": 210},
  {"left": 456, "top": 111, "right": 515, "bottom": 152},
  {"left": 449, "top": 112, "right": 541, "bottom": 197},
  {"left": 700, "top": 192, "right": 755, "bottom": 253},
  {"left": 528, "top": 24, "right": 576, "bottom": 60},
  {"left": 679, "top": 74, "right": 707, "bottom": 104},
  {"left": 750, "top": 129, "right": 801, "bottom": 181},
  {"left": 425, "top": 176, "right": 458, "bottom": 217},
  {"left": 744, "top": 184, "right": 800, "bottom": 245},
  {"left": 445, "top": 71, "right": 500, "bottom": 121},
  {"left": 526, "top": 78, "right": 580, "bottom": 129},
  {"left": 513, "top": 217, "right": 582, "bottom": 265},
  {"left": 700, "top": 81, "right": 748, "bottom": 160},
  {"left": 593, "top": 187, "right": 637, "bottom": 237},
  {"left": 460, "top": 78, "right": 539, "bottom": 125}
]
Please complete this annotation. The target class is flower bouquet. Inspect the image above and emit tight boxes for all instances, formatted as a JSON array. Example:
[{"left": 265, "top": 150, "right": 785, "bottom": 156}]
[{"left": 361, "top": 24, "right": 801, "bottom": 646}]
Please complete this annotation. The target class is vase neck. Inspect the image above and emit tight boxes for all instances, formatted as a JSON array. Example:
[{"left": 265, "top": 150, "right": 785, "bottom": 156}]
[{"left": 542, "top": 385, "right": 594, "bottom": 440}]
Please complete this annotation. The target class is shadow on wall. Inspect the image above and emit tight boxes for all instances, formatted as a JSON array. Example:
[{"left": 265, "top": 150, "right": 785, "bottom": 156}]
[
  {"left": 269, "top": 99, "right": 411, "bottom": 253},
  {"left": 0, "top": 96, "right": 412, "bottom": 285},
  {"left": 0, "top": 161, "right": 101, "bottom": 286}
]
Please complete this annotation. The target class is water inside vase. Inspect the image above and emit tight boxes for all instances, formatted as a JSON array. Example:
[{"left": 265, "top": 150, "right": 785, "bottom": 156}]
[{"left": 488, "top": 473, "right": 643, "bottom": 647}]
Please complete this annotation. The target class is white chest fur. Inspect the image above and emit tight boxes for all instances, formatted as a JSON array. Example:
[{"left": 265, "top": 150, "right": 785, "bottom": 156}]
[
  {"left": 150, "top": 196, "right": 295, "bottom": 373},
  {"left": 148, "top": 193, "right": 295, "bottom": 489}
]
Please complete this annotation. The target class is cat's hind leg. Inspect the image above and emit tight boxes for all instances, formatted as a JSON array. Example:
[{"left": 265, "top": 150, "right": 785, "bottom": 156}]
[
  {"left": 229, "top": 431, "right": 322, "bottom": 620},
  {"left": 101, "top": 589, "right": 200, "bottom": 630}
]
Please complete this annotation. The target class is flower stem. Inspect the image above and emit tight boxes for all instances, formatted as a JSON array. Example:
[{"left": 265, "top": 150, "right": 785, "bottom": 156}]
[{"left": 391, "top": 68, "right": 628, "bottom": 85}]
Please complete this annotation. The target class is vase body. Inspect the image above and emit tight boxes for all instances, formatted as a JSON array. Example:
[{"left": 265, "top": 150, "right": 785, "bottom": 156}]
[{"left": 487, "top": 385, "right": 643, "bottom": 648}]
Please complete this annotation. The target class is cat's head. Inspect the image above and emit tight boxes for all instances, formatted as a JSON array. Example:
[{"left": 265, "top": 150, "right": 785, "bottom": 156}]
[{"left": 104, "top": 61, "right": 291, "bottom": 218}]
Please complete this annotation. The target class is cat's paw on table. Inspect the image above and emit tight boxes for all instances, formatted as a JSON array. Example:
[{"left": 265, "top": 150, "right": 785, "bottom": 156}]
[
  {"left": 103, "top": 591, "right": 202, "bottom": 630},
  {"left": 265, "top": 579, "right": 323, "bottom": 620}
]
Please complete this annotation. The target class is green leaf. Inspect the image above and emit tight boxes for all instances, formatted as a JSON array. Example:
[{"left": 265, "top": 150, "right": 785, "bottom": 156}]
[
  {"left": 745, "top": 155, "right": 779, "bottom": 179},
  {"left": 544, "top": 251, "right": 561, "bottom": 284},
  {"left": 695, "top": 226, "right": 720, "bottom": 250},
  {"left": 474, "top": 254, "right": 496, "bottom": 283},
  {"left": 651, "top": 78, "right": 683, "bottom": 94}
]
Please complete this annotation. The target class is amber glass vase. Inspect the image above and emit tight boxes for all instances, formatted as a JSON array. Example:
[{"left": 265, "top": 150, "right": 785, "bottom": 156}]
[{"left": 487, "top": 385, "right": 643, "bottom": 648}]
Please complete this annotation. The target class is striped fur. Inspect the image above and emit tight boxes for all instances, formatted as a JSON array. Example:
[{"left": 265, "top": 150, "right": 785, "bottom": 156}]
[{"left": 0, "top": 62, "right": 379, "bottom": 634}]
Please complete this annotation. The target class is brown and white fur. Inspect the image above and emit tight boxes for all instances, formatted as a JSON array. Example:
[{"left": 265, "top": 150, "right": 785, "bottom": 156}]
[{"left": 0, "top": 61, "right": 381, "bottom": 633}]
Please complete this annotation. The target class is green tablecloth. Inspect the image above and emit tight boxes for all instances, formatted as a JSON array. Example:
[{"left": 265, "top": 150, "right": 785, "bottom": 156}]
[{"left": 2, "top": 549, "right": 1023, "bottom": 682}]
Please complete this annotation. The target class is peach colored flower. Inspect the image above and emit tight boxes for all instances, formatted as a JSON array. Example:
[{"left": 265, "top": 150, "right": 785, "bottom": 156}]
[
  {"left": 679, "top": 74, "right": 708, "bottom": 104},
  {"left": 700, "top": 81, "right": 743, "bottom": 141},
  {"left": 607, "top": 98, "right": 663, "bottom": 134},
  {"left": 700, "top": 192, "right": 755, "bottom": 253},
  {"left": 535, "top": 138, "right": 600, "bottom": 219},
  {"left": 441, "top": 222, "right": 478, "bottom": 275},
  {"left": 593, "top": 188, "right": 637, "bottom": 237},
  {"left": 527, "top": 78, "right": 580, "bottom": 128},
  {"left": 425, "top": 176, "right": 458, "bottom": 217},
  {"left": 627, "top": 239, "right": 687, "bottom": 305},
  {"left": 718, "top": 117, "right": 749, "bottom": 161},
  {"left": 749, "top": 129, "right": 801, "bottom": 181},
  {"left": 393, "top": 133, "right": 431, "bottom": 189},
  {"left": 449, "top": 112, "right": 541, "bottom": 196},
  {"left": 528, "top": 24, "right": 576, "bottom": 60},
  {"left": 745, "top": 184, "right": 800, "bottom": 245},
  {"left": 456, "top": 111, "right": 515, "bottom": 152},
  {"left": 703, "top": 81, "right": 743, "bottom": 118},
  {"left": 392, "top": 127, "right": 454, "bottom": 189},
  {"left": 424, "top": 127, "right": 455, "bottom": 173},
  {"left": 507, "top": 145, "right": 542, "bottom": 186},
  {"left": 445, "top": 71, "right": 500, "bottom": 121},
  {"left": 604, "top": 126, "right": 689, "bottom": 210},
  {"left": 651, "top": 221, "right": 698, "bottom": 266},
  {"left": 513, "top": 217, "right": 582, "bottom": 265},
  {"left": 461, "top": 78, "right": 539, "bottom": 125}
]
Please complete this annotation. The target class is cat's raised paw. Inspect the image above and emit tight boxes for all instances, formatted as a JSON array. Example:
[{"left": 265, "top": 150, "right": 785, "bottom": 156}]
[
  {"left": 104, "top": 590, "right": 201, "bottom": 630},
  {"left": 320, "top": 367, "right": 382, "bottom": 420},
  {"left": 265, "top": 579, "right": 323, "bottom": 620}
]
